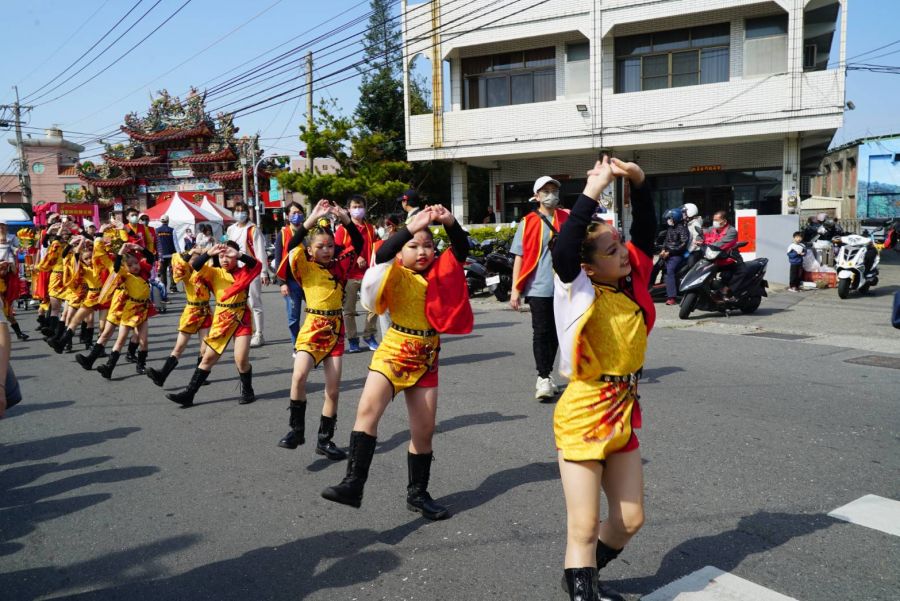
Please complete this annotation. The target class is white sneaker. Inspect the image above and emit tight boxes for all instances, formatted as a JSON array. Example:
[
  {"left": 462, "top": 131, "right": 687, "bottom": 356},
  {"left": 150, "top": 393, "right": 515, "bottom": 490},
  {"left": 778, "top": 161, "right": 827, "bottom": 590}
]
[
  {"left": 535, "top": 376, "right": 555, "bottom": 400},
  {"left": 250, "top": 333, "right": 265, "bottom": 348},
  {"left": 547, "top": 375, "right": 560, "bottom": 393}
]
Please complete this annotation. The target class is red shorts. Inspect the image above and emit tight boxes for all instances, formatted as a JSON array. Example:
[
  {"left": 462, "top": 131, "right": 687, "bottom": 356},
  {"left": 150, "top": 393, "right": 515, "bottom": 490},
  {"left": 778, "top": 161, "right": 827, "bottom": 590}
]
[
  {"left": 416, "top": 355, "right": 439, "bottom": 389},
  {"left": 234, "top": 309, "right": 252, "bottom": 338}
]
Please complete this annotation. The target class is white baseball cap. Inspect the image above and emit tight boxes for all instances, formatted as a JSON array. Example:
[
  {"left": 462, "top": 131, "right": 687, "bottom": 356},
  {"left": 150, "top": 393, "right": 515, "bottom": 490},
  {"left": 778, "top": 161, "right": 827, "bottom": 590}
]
[{"left": 532, "top": 176, "right": 561, "bottom": 195}]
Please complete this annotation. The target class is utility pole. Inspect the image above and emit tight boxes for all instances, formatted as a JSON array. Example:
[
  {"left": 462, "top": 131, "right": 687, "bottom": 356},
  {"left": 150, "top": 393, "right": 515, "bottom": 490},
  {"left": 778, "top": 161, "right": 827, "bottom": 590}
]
[
  {"left": 306, "top": 52, "right": 314, "bottom": 174},
  {"left": 0, "top": 86, "right": 34, "bottom": 205},
  {"left": 250, "top": 134, "right": 261, "bottom": 229},
  {"left": 240, "top": 139, "right": 250, "bottom": 204}
]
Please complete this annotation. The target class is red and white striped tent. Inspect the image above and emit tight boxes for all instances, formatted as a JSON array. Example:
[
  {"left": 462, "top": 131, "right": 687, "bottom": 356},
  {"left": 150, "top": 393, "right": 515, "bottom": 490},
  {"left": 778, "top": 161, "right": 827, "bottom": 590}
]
[{"left": 144, "top": 192, "right": 227, "bottom": 251}]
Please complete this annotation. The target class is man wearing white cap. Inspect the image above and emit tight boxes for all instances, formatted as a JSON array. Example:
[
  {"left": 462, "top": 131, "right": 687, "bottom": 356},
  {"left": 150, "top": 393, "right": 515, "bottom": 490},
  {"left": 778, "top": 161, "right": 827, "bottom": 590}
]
[{"left": 510, "top": 176, "right": 570, "bottom": 400}]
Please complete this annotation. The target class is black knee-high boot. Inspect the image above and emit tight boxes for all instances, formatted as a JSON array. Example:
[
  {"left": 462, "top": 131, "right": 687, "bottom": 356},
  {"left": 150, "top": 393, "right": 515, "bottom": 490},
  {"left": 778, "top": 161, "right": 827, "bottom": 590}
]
[
  {"left": 96, "top": 350, "right": 121, "bottom": 380},
  {"left": 406, "top": 452, "right": 449, "bottom": 520},
  {"left": 135, "top": 350, "right": 148, "bottom": 375},
  {"left": 238, "top": 367, "right": 255, "bottom": 404},
  {"left": 316, "top": 415, "right": 347, "bottom": 460},
  {"left": 147, "top": 355, "right": 178, "bottom": 387},
  {"left": 321, "top": 431, "right": 377, "bottom": 508},
  {"left": 564, "top": 568, "right": 600, "bottom": 601},
  {"left": 76, "top": 343, "right": 105, "bottom": 370},
  {"left": 562, "top": 541, "right": 624, "bottom": 600},
  {"left": 11, "top": 322, "right": 29, "bottom": 340},
  {"left": 277, "top": 400, "right": 306, "bottom": 449},
  {"left": 196, "top": 356, "right": 210, "bottom": 385},
  {"left": 166, "top": 368, "right": 210, "bottom": 407},
  {"left": 40, "top": 315, "right": 58, "bottom": 338},
  {"left": 51, "top": 328, "right": 75, "bottom": 354},
  {"left": 125, "top": 341, "right": 138, "bottom": 363},
  {"left": 79, "top": 322, "right": 88, "bottom": 346},
  {"left": 83, "top": 327, "right": 94, "bottom": 351}
]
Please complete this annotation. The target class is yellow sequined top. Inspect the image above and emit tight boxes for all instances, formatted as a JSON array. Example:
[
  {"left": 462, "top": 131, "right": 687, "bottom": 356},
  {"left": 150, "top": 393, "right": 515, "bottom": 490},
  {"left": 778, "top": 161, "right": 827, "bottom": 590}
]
[
  {"left": 376, "top": 264, "right": 432, "bottom": 331},
  {"left": 287, "top": 246, "right": 346, "bottom": 312},
  {"left": 37, "top": 240, "right": 64, "bottom": 273},
  {"left": 173, "top": 253, "right": 210, "bottom": 304},
  {"left": 571, "top": 284, "right": 647, "bottom": 381}
]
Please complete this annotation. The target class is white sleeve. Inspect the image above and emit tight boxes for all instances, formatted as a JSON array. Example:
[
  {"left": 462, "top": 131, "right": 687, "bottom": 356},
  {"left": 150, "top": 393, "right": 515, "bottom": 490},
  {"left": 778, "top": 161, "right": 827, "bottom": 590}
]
[{"left": 253, "top": 228, "right": 269, "bottom": 274}]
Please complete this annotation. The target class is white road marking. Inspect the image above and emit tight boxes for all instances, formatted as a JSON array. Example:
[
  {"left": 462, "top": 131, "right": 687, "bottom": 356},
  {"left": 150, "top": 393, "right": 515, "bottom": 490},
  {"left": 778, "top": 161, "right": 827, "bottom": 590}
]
[
  {"left": 828, "top": 494, "right": 900, "bottom": 537},
  {"left": 642, "top": 566, "right": 798, "bottom": 601}
]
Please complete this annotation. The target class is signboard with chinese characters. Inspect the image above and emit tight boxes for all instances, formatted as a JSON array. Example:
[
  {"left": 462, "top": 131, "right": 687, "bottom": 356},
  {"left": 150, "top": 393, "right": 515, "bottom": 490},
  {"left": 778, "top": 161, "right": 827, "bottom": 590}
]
[
  {"left": 147, "top": 179, "right": 223, "bottom": 193},
  {"left": 690, "top": 165, "right": 724, "bottom": 173},
  {"left": 169, "top": 168, "right": 194, "bottom": 178},
  {"left": 168, "top": 150, "right": 195, "bottom": 160}
]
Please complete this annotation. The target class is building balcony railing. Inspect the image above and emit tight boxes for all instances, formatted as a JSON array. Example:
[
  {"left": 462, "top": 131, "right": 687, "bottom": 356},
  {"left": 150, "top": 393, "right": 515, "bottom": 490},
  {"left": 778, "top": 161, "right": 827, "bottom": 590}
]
[{"left": 408, "top": 68, "right": 844, "bottom": 160}]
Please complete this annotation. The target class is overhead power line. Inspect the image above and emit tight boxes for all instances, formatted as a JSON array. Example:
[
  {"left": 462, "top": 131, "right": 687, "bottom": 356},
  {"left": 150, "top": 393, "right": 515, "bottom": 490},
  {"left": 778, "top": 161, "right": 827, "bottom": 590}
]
[
  {"left": 22, "top": 0, "right": 152, "bottom": 102},
  {"left": 31, "top": 0, "right": 194, "bottom": 108}
]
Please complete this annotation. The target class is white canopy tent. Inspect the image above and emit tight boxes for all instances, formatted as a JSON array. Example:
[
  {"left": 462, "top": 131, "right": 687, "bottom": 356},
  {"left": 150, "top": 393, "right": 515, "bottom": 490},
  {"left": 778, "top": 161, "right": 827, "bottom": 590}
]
[{"left": 144, "top": 193, "right": 225, "bottom": 252}]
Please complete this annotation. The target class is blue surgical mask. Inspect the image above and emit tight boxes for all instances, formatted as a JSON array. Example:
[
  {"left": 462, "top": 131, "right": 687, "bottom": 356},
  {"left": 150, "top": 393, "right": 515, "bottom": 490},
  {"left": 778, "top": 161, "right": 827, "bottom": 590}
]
[
  {"left": 128, "top": 215, "right": 139, "bottom": 225},
  {"left": 289, "top": 213, "right": 303, "bottom": 225},
  {"left": 235, "top": 212, "right": 248, "bottom": 223}
]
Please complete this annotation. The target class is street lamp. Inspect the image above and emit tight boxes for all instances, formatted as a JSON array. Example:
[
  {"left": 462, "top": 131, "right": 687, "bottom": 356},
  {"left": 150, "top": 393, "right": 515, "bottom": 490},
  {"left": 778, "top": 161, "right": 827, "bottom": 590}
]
[{"left": 252, "top": 154, "right": 291, "bottom": 230}]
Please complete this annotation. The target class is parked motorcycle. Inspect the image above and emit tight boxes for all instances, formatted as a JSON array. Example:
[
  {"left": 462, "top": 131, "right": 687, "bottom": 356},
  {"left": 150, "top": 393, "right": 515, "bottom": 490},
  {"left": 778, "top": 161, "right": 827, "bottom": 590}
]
[
  {"left": 484, "top": 239, "right": 514, "bottom": 302},
  {"left": 464, "top": 238, "right": 492, "bottom": 296},
  {"left": 834, "top": 234, "right": 880, "bottom": 299},
  {"left": 678, "top": 241, "right": 769, "bottom": 319}
]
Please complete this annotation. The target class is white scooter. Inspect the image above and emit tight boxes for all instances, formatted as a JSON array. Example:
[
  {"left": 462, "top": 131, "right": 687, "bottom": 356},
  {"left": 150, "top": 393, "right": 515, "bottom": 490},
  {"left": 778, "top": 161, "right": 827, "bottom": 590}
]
[{"left": 834, "top": 235, "right": 879, "bottom": 299}]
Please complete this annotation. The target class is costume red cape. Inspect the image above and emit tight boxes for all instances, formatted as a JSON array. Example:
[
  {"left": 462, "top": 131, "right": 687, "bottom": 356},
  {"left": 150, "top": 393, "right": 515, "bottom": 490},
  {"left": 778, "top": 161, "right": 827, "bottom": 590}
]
[
  {"left": 221, "top": 260, "right": 263, "bottom": 301},
  {"left": 515, "top": 209, "right": 569, "bottom": 291},
  {"left": 425, "top": 251, "right": 473, "bottom": 335}
]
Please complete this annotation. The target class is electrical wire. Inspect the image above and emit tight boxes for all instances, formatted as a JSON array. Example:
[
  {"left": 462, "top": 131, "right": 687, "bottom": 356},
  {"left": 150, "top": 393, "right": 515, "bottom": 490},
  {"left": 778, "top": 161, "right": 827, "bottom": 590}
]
[
  {"left": 32, "top": 0, "right": 194, "bottom": 108},
  {"left": 22, "top": 0, "right": 155, "bottom": 102}
]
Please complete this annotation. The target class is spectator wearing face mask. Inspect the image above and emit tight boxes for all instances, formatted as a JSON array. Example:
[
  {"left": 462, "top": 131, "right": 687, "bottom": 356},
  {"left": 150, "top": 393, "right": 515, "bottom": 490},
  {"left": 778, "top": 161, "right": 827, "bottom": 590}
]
[
  {"left": 274, "top": 202, "right": 307, "bottom": 347},
  {"left": 335, "top": 194, "right": 379, "bottom": 353},
  {"left": 510, "top": 176, "right": 570, "bottom": 401},
  {"left": 227, "top": 201, "right": 272, "bottom": 347}
]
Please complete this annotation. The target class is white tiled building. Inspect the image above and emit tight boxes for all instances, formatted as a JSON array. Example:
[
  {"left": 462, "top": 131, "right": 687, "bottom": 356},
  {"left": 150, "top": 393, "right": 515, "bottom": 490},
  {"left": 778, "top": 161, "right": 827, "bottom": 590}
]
[{"left": 402, "top": 0, "right": 847, "bottom": 225}]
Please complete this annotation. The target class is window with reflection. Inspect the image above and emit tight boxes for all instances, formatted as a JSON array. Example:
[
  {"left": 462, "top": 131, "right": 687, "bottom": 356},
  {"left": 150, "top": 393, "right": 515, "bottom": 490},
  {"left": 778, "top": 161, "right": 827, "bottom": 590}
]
[
  {"left": 463, "top": 47, "right": 556, "bottom": 109},
  {"left": 615, "top": 23, "right": 730, "bottom": 93}
]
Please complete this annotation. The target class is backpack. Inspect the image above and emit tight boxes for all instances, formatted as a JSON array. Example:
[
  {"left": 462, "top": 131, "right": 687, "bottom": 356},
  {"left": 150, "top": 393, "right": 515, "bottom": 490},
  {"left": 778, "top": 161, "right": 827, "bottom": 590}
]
[{"left": 892, "top": 291, "right": 900, "bottom": 329}]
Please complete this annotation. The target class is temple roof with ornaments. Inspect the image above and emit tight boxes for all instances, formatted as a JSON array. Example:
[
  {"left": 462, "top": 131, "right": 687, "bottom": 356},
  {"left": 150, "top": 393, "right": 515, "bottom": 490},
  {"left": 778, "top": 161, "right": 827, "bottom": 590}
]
[{"left": 77, "top": 88, "right": 267, "bottom": 198}]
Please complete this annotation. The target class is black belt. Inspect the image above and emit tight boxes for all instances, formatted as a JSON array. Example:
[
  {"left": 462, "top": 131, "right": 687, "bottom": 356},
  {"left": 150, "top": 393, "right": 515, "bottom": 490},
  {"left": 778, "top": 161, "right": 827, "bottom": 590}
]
[
  {"left": 391, "top": 323, "right": 437, "bottom": 337},
  {"left": 217, "top": 301, "right": 246, "bottom": 309},
  {"left": 87, "top": 287, "right": 101, "bottom": 292},
  {"left": 52, "top": 269, "right": 64, "bottom": 274},
  {"left": 598, "top": 368, "right": 642, "bottom": 384},
  {"left": 305, "top": 308, "right": 342, "bottom": 316},
  {"left": 128, "top": 296, "right": 151, "bottom": 304},
  {"left": 187, "top": 300, "right": 210, "bottom": 307}
]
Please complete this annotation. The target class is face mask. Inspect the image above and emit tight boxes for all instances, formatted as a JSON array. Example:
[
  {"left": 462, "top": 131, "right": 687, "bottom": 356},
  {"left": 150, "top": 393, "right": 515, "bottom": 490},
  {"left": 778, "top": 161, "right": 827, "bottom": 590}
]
[
  {"left": 235, "top": 212, "right": 248, "bottom": 223},
  {"left": 712, "top": 220, "right": 723, "bottom": 228},
  {"left": 128, "top": 215, "right": 139, "bottom": 225},
  {"left": 667, "top": 219, "right": 675, "bottom": 227},
  {"left": 289, "top": 213, "right": 303, "bottom": 226},
  {"left": 376, "top": 226, "right": 386, "bottom": 239},
  {"left": 350, "top": 207, "right": 366, "bottom": 219},
  {"left": 539, "top": 191, "right": 560, "bottom": 208}
]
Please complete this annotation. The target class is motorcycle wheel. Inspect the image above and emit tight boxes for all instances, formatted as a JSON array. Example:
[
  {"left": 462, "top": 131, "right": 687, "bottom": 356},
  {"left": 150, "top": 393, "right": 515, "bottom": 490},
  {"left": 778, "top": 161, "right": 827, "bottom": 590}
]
[
  {"left": 494, "top": 282, "right": 511, "bottom": 303},
  {"left": 740, "top": 296, "right": 762, "bottom": 314},
  {"left": 679, "top": 292, "right": 698, "bottom": 320},
  {"left": 837, "top": 278, "right": 850, "bottom": 299}
]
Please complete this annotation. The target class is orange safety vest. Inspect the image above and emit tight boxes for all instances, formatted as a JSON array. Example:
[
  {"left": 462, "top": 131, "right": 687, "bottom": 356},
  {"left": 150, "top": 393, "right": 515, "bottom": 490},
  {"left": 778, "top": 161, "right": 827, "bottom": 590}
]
[{"left": 514, "top": 208, "right": 569, "bottom": 292}]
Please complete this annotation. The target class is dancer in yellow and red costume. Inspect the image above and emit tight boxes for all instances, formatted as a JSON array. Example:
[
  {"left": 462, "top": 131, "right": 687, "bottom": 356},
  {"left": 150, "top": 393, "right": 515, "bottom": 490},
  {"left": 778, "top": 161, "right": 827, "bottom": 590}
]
[
  {"left": 321, "top": 204, "right": 472, "bottom": 521},
  {"left": 551, "top": 157, "right": 656, "bottom": 601}
]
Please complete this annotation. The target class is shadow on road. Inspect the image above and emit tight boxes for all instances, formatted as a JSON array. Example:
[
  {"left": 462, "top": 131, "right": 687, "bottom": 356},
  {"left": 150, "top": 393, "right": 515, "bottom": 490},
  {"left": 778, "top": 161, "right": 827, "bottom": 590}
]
[
  {"left": 0, "top": 427, "right": 141, "bottom": 465},
  {"left": 375, "top": 410, "right": 529, "bottom": 456},
  {"left": 4, "top": 400, "right": 75, "bottom": 417},
  {"left": 611, "top": 510, "right": 836, "bottom": 596},
  {"left": 439, "top": 351, "right": 515, "bottom": 366},
  {"left": 641, "top": 366, "right": 685, "bottom": 383},
  {"left": 472, "top": 321, "right": 518, "bottom": 330},
  {"left": 440, "top": 461, "right": 558, "bottom": 515},
  {"left": 0, "top": 529, "right": 402, "bottom": 601}
]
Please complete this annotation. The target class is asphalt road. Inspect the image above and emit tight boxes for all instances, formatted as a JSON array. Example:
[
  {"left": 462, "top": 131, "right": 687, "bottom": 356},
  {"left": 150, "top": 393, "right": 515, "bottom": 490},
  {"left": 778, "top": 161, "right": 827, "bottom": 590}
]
[{"left": 1, "top": 258, "right": 898, "bottom": 600}]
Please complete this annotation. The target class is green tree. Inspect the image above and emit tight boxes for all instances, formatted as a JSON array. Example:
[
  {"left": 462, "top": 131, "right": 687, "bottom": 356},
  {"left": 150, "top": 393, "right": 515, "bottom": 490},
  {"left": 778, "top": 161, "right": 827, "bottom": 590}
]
[{"left": 277, "top": 100, "right": 410, "bottom": 214}]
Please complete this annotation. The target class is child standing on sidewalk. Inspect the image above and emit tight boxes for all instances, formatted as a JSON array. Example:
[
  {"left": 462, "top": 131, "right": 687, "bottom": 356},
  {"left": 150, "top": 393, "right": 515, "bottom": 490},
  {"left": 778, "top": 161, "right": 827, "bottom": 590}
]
[{"left": 787, "top": 231, "right": 805, "bottom": 292}]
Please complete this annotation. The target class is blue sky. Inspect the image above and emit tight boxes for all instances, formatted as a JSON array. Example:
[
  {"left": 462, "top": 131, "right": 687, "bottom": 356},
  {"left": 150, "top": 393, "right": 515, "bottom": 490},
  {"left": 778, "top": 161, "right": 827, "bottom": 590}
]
[{"left": 1, "top": 0, "right": 898, "bottom": 171}]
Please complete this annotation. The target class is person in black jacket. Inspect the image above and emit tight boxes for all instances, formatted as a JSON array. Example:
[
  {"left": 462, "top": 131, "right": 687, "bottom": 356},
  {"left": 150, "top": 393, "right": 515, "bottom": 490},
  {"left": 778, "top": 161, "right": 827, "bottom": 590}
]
[{"left": 660, "top": 208, "right": 690, "bottom": 304}]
